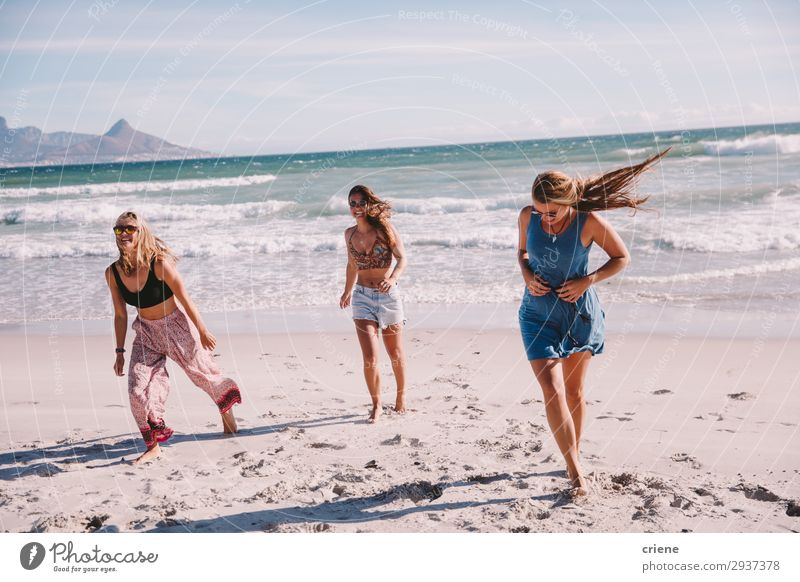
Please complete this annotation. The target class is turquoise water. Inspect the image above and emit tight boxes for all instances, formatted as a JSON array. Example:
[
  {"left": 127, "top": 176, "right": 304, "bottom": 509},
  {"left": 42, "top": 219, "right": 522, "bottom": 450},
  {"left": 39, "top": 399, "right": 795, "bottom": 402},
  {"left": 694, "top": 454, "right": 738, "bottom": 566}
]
[{"left": 1, "top": 122, "right": 799, "bottom": 324}]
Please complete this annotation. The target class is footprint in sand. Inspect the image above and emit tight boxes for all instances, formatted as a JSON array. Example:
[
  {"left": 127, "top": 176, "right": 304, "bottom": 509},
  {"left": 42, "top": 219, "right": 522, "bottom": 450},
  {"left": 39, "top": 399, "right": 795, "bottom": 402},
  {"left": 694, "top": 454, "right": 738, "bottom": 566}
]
[
  {"left": 670, "top": 495, "right": 693, "bottom": 510},
  {"left": 239, "top": 459, "right": 269, "bottom": 478},
  {"left": 671, "top": 453, "right": 702, "bottom": 469},
  {"left": 730, "top": 483, "right": 782, "bottom": 502},
  {"left": 652, "top": 389, "right": 672, "bottom": 395},
  {"left": 308, "top": 442, "right": 347, "bottom": 450},
  {"left": 84, "top": 515, "right": 110, "bottom": 532},
  {"left": 467, "top": 473, "right": 511, "bottom": 485},
  {"left": 610, "top": 472, "right": 636, "bottom": 487},
  {"left": 727, "top": 392, "right": 755, "bottom": 401},
  {"left": 389, "top": 481, "right": 443, "bottom": 504},
  {"left": 381, "top": 434, "right": 423, "bottom": 448},
  {"left": 596, "top": 415, "right": 633, "bottom": 422}
]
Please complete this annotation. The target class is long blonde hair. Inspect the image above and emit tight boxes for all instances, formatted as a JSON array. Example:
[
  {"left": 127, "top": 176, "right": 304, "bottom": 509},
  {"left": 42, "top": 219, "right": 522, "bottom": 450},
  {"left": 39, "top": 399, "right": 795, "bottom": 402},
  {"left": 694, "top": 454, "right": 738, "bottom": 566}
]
[
  {"left": 348, "top": 185, "right": 396, "bottom": 247},
  {"left": 114, "top": 211, "right": 177, "bottom": 275},
  {"left": 533, "top": 148, "right": 670, "bottom": 212}
]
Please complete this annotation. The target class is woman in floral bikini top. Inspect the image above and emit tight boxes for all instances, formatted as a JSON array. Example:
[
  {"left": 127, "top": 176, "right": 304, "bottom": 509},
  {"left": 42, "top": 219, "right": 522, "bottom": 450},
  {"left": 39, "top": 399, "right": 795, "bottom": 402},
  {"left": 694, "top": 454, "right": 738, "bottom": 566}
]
[
  {"left": 339, "top": 184, "right": 408, "bottom": 424},
  {"left": 347, "top": 228, "right": 392, "bottom": 270}
]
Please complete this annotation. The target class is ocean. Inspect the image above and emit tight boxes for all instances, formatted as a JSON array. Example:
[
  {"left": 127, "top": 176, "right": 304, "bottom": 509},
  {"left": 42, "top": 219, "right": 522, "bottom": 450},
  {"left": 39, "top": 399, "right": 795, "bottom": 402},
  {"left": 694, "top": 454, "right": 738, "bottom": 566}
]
[{"left": 1, "top": 122, "right": 799, "bottom": 326}]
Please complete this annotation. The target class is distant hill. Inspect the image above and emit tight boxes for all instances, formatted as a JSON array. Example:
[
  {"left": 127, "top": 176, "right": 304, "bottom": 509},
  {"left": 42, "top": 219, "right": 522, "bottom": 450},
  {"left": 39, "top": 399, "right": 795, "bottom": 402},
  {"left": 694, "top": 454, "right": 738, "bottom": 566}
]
[{"left": 0, "top": 117, "right": 214, "bottom": 167}]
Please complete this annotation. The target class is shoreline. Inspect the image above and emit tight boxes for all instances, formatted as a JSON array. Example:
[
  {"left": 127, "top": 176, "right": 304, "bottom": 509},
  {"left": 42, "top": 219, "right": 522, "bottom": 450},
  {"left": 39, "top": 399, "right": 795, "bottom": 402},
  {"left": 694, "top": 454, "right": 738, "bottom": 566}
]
[{"left": 2, "top": 301, "right": 798, "bottom": 340}]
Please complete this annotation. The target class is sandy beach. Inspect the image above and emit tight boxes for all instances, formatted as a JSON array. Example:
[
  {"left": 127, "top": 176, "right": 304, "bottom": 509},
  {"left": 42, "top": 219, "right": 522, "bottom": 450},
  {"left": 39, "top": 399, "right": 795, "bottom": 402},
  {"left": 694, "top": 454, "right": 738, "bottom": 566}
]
[{"left": 1, "top": 307, "right": 798, "bottom": 533}]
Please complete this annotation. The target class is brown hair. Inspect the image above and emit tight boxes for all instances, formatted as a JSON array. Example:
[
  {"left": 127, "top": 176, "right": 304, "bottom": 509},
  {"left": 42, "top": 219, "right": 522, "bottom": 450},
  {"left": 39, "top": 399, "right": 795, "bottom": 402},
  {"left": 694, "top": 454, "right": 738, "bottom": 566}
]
[
  {"left": 114, "top": 211, "right": 177, "bottom": 275},
  {"left": 348, "top": 185, "right": 396, "bottom": 247},
  {"left": 532, "top": 148, "right": 670, "bottom": 212}
]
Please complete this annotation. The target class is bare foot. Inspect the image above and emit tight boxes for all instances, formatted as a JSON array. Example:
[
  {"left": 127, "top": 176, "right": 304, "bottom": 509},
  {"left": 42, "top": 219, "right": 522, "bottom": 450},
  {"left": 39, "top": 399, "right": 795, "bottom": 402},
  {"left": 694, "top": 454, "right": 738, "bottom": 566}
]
[
  {"left": 222, "top": 410, "right": 238, "bottom": 434},
  {"left": 394, "top": 398, "right": 406, "bottom": 414},
  {"left": 570, "top": 473, "right": 589, "bottom": 498},
  {"left": 132, "top": 444, "right": 160, "bottom": 465},
  {"left": 368, "top": 405, "right": 382, "bottom": 424}
]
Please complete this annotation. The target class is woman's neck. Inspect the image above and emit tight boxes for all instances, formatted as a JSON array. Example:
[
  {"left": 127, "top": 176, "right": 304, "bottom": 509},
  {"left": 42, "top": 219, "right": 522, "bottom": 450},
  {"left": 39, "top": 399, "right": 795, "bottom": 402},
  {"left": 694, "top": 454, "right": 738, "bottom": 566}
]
[{"left": 355, "top": 218, "right": 374, "bottom": 233}]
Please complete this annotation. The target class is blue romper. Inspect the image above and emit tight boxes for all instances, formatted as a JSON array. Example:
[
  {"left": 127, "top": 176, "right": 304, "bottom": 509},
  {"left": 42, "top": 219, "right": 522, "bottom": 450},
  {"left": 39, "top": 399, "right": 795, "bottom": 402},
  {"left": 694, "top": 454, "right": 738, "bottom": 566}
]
[{"left": 518, "top": 209, "right": 605, "bottom": 360}]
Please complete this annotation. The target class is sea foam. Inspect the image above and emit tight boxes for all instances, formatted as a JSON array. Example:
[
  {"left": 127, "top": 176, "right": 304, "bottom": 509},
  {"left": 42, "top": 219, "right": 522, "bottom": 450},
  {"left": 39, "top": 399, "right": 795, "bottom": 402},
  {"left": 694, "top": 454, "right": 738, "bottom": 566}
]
[
  {"left": 0, "top": 174, "right": 277, "bottom": 198},
  {"left": 701, "top": 133, "right": 800, "bottom": 156}
]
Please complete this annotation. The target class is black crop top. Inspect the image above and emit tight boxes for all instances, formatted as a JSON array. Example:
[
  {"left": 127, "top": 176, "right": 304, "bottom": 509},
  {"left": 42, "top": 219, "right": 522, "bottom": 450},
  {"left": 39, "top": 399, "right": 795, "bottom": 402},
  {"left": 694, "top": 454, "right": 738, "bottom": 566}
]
[{"left": 110, "top": 257, "right": 174, "bottom": 308}]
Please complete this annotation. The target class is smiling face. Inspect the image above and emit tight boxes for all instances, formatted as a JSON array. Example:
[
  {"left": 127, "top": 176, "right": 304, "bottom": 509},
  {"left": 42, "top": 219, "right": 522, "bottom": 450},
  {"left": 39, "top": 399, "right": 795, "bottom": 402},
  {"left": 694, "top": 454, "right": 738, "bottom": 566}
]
[
  {"left": 532, "top": 199, "right": 571, "bottom": 226},
  {"left": 114, "top": 215, "right": 139, "bottom": 253},
  {"left": 349, "top": 192, "right": 369, "bottom": 220}
]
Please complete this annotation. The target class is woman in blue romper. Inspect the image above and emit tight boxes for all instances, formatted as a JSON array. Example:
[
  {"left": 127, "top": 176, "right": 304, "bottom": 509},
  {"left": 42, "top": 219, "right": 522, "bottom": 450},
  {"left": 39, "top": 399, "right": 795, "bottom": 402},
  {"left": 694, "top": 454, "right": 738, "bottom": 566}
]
[{"left": 518, "top": 149, "right": 669, "bottom": 496}]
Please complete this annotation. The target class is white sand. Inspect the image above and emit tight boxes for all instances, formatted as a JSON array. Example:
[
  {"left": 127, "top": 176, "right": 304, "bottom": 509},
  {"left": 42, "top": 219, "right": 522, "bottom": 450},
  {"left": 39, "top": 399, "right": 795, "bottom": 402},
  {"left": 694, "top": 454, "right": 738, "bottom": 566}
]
[{"left": 1, "top": 324, "right": 798, "bottom": 533}]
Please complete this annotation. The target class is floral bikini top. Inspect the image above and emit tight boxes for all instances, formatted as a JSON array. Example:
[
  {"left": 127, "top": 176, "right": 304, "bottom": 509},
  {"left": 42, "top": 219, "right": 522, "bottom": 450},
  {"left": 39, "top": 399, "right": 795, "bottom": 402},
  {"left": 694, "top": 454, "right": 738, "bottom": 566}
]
[{"left": 348, "top": 228, "right": 392, "bottom": 270}]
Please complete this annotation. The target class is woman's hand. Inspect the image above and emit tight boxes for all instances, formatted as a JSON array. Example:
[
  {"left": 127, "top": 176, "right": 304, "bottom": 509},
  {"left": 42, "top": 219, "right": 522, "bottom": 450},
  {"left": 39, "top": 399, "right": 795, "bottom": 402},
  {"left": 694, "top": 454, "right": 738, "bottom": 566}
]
[
  {"left": 556, "top": 277, "right": 592, "bottom": 303},
  {"left": 113, "top": 353, "right": 125, "bottom": 376},
  {"left": 525, "top": 273, "right": 551, "bottom": 296},
  {"left": 340, "top": 291, "right": 352, "bottom": 308},
  {"left": 198, "top": 326, "right": 217, "bottom": 351},
  {"left": 378, "top": 277, "right": 396, "bottom": 293}
]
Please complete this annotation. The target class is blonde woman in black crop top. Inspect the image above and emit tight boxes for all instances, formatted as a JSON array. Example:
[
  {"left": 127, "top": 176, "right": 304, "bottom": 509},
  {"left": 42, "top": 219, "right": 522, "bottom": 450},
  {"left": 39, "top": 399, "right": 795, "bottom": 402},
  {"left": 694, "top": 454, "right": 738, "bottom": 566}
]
[
  {"left": 339, "top": 185, "right": 408, "bottom": 423},
  {"left": 105, "top": 211, "right": 242, "bottom": 464}
]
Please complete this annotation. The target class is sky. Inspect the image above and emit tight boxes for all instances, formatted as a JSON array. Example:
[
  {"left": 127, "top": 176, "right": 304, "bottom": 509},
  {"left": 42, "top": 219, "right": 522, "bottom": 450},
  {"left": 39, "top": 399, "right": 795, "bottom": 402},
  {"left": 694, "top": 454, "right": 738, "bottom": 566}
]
[{"left": 1, "top": 0, "right": 798, "bottom": 155}]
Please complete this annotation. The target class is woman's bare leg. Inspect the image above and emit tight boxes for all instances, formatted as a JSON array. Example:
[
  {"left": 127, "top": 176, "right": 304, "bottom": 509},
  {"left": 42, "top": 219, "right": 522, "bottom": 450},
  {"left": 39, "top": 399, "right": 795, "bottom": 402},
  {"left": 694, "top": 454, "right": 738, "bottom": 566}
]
[
  {"left": 355, "top": 319, "right": 382, "bottom": 422},
  {"left": 530, "top": 358, "right": 587, "bottom": 495},
  {"left": 381, "top": 323, "right": 406, "bottom": 413},
  {"left": 221, "top": 410, "right": 238, "bottom": 433},
  {"left": 562, "top": 351, "right": 593, "bottom": 457}
]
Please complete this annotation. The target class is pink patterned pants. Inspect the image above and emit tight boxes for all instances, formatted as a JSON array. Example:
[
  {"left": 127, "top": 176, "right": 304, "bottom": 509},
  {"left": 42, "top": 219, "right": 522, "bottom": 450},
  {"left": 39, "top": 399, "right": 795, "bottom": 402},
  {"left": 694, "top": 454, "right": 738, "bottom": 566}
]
[{"left": 128, "top": 308, "right": 242, "bottom": 447}]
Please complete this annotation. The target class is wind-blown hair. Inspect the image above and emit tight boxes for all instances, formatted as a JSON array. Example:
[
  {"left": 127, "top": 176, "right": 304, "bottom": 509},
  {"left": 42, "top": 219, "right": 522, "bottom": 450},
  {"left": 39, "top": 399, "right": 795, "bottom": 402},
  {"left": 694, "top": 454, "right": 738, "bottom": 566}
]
[
  {"left": 532, "top": 148, "right": 670, "bottom": 212},
  {"left": 114, "top": 211, "right": 177, "bottom": 275},
  {"left": 348, "top": 185, "right": 396, "bottom": 247}
]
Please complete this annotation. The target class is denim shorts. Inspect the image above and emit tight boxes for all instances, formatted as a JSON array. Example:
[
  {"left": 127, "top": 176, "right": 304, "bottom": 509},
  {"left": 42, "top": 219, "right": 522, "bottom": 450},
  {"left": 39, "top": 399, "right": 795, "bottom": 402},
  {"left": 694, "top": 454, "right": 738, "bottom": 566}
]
[
  {"left": 518, "top": 288, "right": 604, "bottom": 360},
  {"left": 352, "top": 283, "right": 406, "bottom": 329}
]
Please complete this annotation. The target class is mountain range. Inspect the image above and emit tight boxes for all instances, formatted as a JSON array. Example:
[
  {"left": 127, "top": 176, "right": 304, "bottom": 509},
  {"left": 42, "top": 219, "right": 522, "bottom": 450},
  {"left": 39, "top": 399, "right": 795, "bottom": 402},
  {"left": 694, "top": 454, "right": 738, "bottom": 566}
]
[{"left": 0, "top": 117, "right": 214, "bottom": 167}]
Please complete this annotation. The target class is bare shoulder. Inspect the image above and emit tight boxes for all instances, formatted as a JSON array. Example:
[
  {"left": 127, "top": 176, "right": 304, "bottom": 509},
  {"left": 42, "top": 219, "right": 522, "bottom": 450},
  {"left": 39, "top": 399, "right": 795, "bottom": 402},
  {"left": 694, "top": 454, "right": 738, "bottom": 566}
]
[
  {"left": 585, "top": 211, "right": 612, "bottom": 232},
  {"left": 519, "top": 205, "right": 532, "bottom": 223},
  {"left": 153, "top": 255, "right": 176, "bottom": 278},
  {"left": 344, "top": 225, "right": 356, "bottom": 238},
  {"left": 105, "top": 264, "right": 122, "bottom": 294}
]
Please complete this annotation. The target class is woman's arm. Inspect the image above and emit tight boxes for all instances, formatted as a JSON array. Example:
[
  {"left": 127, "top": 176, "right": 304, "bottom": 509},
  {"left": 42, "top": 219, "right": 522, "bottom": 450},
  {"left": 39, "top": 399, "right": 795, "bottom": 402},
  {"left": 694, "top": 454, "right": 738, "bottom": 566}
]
[
  {"left": 340, "top": 229, "right": 358, "bottom": 308},
  {"left": 380, "top": 223, "right": 407, "bottom": 292},
  {"left": 156, "top": 258, "right": 217, "bottom": 350},
  {"left": 105, "top": 266, "right": 129, "bottom": 376},
  {"left": 518, "top": 207, "right": 550, "bottom": 296},
  {"left": 556, "top": 212, "right": 630, "bottom": 303}
]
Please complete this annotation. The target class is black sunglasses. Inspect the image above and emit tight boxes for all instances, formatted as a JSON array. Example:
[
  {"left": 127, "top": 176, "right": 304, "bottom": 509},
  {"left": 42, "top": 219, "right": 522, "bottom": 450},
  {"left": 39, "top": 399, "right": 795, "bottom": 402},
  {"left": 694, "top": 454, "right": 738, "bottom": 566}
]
[
  {"left": 349, "top": 200, "right": 368, "bottom": 208},
  {"left": 531, "top": 208, "right": 559, "bottom": 218}
]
